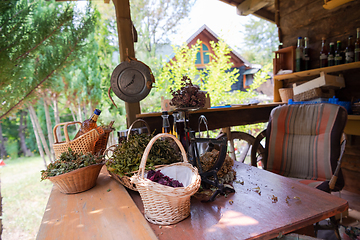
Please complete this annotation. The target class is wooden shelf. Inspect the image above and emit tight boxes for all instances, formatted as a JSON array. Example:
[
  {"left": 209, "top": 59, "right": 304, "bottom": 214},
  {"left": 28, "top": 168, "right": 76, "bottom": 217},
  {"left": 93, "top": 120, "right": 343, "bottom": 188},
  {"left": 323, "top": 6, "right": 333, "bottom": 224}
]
[{"left": 274, "top": 62, "right": 360, "bottom": 81}]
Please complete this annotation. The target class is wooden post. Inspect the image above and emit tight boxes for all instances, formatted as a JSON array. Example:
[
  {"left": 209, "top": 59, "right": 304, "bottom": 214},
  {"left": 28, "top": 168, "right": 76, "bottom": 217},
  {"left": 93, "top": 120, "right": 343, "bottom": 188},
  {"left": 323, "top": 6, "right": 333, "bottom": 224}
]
[{"left": 113, "top": 0, "right": 141, "bottom": 128}]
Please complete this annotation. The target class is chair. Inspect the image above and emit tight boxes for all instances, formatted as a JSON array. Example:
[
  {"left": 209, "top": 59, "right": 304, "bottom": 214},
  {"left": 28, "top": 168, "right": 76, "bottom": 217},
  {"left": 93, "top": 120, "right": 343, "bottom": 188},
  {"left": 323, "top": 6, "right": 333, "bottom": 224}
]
[{"left": 251, "top": 103, "right": 348, "bottom": 238}]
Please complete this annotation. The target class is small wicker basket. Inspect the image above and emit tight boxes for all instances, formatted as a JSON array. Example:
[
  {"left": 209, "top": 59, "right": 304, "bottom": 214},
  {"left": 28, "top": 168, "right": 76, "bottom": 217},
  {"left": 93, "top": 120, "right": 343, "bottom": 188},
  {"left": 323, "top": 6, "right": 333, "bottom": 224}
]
[
  {"left": 104, "top": 119, "right": 151, "bottom": 191},
  {"left": 47, "top": 163, "right": 104, "bottom": 194},
  {"left": 131, "top": 133, "right": 201, "bottom": 225},
  {"left": 53, "top": 122, "right": 101, "bottom": 159}
]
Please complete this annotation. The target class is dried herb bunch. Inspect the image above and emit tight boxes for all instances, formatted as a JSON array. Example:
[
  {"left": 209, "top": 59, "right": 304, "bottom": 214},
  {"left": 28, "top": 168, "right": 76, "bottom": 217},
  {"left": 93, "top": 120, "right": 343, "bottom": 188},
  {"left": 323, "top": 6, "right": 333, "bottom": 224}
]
[
  {"left": 106, "top": 133, "right": 181, "bottom": 177},
  {"left": 200, "top": 149, "right": 236, "bottom": 184},
  {"left": 170, "top": 76, "right": 206, "bottom": 108},
  {"left": 41, "top": 148, "right": 104, "bottom": 181}
]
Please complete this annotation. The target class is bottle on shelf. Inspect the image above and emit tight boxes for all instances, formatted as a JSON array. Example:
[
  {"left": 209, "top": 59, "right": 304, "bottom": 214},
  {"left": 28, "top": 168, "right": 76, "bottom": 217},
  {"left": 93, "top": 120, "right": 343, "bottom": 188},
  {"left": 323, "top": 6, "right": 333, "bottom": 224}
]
[
  {"left": 303, "top": 37, "right": 310, "bottom": 70},
  {"left": 328, "top": 42, "right": 335, "bottom": 66},
  {"left": 320, "top": 37, "right": 328, "bottom": 68},
  {"left": 355, "top": 28, "right": 360, "bottom": 62},
  {"left": 295, "top": 37, "right": 303, "bottom": 72},
  {"left": 345, "top": 35, "right": 354, "bottom": 63},
  {"left": 74, "top": 109, "right": 101, "bottom": 139},
  {"left": 335, "top": 41, "right": 343, "bottom": 65},
  {"left": 161, "top": 111, "right": 171, "bottom": 134}
]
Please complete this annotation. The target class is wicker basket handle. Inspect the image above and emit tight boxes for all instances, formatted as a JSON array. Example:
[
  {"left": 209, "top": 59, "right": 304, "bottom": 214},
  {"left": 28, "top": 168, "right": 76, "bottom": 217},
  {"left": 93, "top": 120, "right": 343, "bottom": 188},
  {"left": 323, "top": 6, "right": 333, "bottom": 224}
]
[
  {"left": 138, "top": 133, "right": 188, "bottom": 179},
  {"left": 103, "top": 144, "right": 120, "bottom": 159},
  {"left": 127, "top": 119, "right": 151, "bottom": 141},
  {"left": 53, "top": 121, "right": 81, "bottom": 144}
]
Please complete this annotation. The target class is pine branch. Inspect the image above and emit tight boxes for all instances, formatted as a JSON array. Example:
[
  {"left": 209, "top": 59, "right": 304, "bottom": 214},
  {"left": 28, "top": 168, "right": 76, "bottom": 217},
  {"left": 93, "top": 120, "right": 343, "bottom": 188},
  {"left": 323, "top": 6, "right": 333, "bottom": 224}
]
[
  {"left": 0, "top": 44, "right": 77, "bottom": 120},
  {"left": 14, "top": 22, "right": 67, "bottom": 62}
]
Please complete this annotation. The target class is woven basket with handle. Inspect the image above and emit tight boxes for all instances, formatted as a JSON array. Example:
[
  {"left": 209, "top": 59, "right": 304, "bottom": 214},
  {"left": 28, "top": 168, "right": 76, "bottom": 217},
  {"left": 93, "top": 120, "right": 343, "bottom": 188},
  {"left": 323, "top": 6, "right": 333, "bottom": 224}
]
[
  {"left": 130, "top": 133, "right": 201, "bottom": 225},
  {"left": 104, "top": 119, "right": 151, "bottom": 191},
  {"left": 47, "top": 163, "right": 104, "bottom": 194},
  {"left": 53, "top": 122, "right": 100, "bottom": 159}
]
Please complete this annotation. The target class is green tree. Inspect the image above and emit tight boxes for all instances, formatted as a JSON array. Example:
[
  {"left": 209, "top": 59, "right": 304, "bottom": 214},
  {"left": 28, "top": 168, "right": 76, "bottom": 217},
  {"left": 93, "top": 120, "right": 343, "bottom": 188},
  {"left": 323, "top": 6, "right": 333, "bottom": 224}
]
[
  {"left": 240, "top": 16, "right": 279, "bottom": 66},
  {"left": 130, "top": 0, "right": 196, "bottom": 71},
  {"left": 0, "top": 0, "right": 97, "bottom": 119},
  {"left": 155, "top": 39, "right": 266, "bottom": 107}
]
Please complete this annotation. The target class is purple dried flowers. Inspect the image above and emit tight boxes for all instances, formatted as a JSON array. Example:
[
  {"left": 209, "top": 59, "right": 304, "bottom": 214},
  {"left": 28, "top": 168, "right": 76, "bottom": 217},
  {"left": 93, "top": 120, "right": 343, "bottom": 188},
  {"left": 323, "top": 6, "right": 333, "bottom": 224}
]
[
  {"left": 147, "top": 170, "right": 184, "bottom": 188},
  {"left": 169, "top": 76, "right": 206, "bottom": 108}
]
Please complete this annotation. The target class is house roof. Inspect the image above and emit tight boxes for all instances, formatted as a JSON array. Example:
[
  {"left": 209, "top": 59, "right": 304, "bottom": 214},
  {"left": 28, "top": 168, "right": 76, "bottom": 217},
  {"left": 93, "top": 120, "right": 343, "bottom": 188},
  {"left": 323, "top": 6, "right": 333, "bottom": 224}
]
[{"left": 186, "top": 24, "right": 252, "bottom": 67}]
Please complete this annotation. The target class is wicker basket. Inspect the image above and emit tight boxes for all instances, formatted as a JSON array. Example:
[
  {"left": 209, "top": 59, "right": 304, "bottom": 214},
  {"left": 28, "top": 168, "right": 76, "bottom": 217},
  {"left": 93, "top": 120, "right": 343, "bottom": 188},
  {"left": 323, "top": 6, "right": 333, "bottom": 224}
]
[
  {"left": 279, "top": 88, "right": 294, "bottom": 103},
  {"left": 94, "top": 122, "right": 114, "bottom": 155},
  {"left": 47, "top": 163, "right": 104, "bottom": 194},
  {"left": 104, "top": 119, "right": 151, "bottom": 191},
  {"left": 131, "top": 133, "right": 201, "bottom": 225},
  {"left": 53, "top": 122, "right": 100, "bottom": 159}
]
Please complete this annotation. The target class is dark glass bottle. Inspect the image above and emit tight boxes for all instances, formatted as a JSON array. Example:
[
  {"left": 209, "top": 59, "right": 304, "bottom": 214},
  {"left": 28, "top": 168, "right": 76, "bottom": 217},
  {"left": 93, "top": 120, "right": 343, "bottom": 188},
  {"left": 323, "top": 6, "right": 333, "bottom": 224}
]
[
  {"left": 303, "top": 37, "right": 310, "bottom": 70},
  {"left": 319, "top": 37, "right": 328, "bottom": 68},
  {"left": 335, "top": 41, "right": 343, "bottom": 65},
  {"left": 328, "top": 42, "right": 335, "bottom": 66},
  {"left": 355, "top": 28, "right": 360, "bottom": 62},
  {"left": 295, "top": 37, "right": 303, "bottom": 72},
  {"left": 345, "top": 35, "right": 354, "bottom": 63},
  {"left": 74, "top": 109, "right": 101, "bottom": 139}
]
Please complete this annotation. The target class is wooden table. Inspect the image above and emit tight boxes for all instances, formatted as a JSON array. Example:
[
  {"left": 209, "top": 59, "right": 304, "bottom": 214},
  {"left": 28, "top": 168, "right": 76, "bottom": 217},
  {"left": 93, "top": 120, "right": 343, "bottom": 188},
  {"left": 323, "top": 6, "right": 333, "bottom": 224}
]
[
  {"left": 36, "top": 166, "right": 157, "bottom": 240},
  {"left": 135, "top": 103, "right": 281, "bottom": 133},
  {"left": 129, "top": 162, "right": 348, "bottom": 239},
  {"left": 37, "top": 163, "right": 348, "bottom": 240}
]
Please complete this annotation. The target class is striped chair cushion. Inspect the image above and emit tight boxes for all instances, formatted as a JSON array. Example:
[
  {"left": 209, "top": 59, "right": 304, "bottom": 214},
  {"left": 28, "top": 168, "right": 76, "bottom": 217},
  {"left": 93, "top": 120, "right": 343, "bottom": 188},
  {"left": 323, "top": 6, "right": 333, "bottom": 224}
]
[{"left": 266, "top": 104, "right": 341, "bottom": 182}]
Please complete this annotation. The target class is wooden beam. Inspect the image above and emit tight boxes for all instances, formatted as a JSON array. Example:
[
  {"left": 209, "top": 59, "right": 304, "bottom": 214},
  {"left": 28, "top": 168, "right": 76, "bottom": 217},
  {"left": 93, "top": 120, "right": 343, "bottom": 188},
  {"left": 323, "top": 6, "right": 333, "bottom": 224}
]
[
  {"left": 252, "top": 8, "right": 275, "bottom": 23},
  {"left": 236, "top": 0, "right": 272, "bottom": 16},
  {"left": 113, "top": 0, "right": 141, "bottom": 128}
]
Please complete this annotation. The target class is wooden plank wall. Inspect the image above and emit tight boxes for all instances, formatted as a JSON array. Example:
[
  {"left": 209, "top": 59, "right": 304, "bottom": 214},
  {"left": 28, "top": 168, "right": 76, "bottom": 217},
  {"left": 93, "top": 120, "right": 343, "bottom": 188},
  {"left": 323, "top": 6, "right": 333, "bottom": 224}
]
[{"left": 278, "top": 0, "right": 360, "bottom": 194}]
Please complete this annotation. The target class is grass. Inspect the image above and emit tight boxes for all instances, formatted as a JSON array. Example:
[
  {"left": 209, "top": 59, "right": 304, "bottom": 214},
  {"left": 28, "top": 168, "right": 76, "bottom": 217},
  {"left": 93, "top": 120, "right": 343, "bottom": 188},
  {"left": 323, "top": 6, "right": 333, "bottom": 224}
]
[{"left": 1, "top": 156, "right": 52, "bottom": 240}]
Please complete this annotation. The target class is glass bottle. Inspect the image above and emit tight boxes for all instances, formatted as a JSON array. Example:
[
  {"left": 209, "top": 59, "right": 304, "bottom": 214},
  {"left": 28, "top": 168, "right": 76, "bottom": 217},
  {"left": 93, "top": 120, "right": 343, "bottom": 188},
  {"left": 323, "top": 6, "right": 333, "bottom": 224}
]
[
  {"left": 335, "top": 41, "right": 343, "bottom": 65},
  {"left": 176, "top": 111, "right": 187, "bottom": 151},
  {"left": 355, "top": 28, "right": 360, "bottom": 62},
  {"left": 303, "top": 37, "right": 310, "bottom": 70},
  {"left": 320, "top": 37, "right": 328, "bottom": 68},
  {"left": 328, "top": 42, "right": 335, "bottom": 66},
  {"left": 295, "top": 37, "right": 303, "bottom": 72},
  {"left": 74, "top": 109, "right": 101, "bottom": 139},
  {"left": 172, "top": 111, "right": 179, "bottom": 138},
  {"left": 345, "top": 35, "right": 354, "bottom": 63},
  {"left": 161, "top": 111, "right": 171, "bottom": 134}
]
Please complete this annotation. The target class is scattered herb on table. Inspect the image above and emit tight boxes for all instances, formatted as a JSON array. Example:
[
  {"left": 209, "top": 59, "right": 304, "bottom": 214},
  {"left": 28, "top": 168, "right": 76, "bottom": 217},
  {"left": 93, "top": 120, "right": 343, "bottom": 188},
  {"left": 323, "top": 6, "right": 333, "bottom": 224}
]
[{"left": 41, "top": 148, "right": 104, "bottom": 181}]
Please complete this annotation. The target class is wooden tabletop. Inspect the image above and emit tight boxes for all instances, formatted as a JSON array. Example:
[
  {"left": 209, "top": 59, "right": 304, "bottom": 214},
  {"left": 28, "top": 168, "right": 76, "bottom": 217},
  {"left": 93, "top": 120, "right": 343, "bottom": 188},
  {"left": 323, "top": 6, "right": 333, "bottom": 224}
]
[
  {"left": 37, "top": 163, "right": 348, "bottom": 240},
  {"left": 135, "top": 103, "right": 281, "bottom": 133},
  {"left": 36, "top": 166, "right": 157, "bottom": 240},
  {"left": 129, "top": 162, "right": 348, "bottom": 239}
]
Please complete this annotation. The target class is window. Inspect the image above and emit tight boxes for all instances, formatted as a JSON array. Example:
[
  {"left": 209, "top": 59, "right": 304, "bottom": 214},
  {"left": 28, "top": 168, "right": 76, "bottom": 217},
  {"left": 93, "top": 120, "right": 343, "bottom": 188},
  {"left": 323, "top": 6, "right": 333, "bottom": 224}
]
[{"left": 195, "top": 43, "right": 210, "bottom": 66}]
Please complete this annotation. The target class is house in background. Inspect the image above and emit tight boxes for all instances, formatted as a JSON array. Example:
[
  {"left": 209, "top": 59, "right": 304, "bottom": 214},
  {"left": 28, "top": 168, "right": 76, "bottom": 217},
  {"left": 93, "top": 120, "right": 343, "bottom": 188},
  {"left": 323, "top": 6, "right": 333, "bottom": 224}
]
[{"left": 183, "top": 24, "right": 261, "bottom": 91}]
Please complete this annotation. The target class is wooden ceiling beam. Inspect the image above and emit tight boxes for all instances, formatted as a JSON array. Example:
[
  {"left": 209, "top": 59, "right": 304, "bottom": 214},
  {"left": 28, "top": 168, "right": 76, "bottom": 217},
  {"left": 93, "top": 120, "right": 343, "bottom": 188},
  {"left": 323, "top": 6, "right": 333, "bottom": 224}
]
[
  {"left": 252, "top": 8, "right": 275, "bottom": 23},
  {"left": 236, "top": 0, "right": 272, "bottom": 16}
]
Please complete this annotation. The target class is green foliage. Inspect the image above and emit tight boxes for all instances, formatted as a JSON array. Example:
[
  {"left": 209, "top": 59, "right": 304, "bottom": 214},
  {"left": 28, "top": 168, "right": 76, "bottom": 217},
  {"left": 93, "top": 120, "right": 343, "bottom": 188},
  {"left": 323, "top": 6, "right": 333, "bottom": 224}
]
[
  {"left": 154, "top": 39, "right": 266, "bottom": 107},
  {"left": 5, "top": 138, "right": 19, "bottom": 159},
  {"left": 130, "top": 0, "right": 196, "bottom": 71},
  {"left": 240, "top": 16, "right": 280, "bottom": 66},
  {"left": 156, "top": 41, "right": 201, "bottom": 97},
  {"left": 0, "top": 0, "right": 97, "bottom": 119}
]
